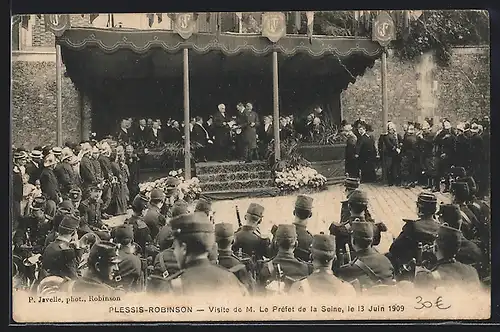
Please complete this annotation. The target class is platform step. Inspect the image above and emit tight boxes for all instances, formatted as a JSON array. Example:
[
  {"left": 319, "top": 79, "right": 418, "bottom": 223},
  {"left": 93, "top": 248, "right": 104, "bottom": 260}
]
[
  {"left": 196, "top": 161, "right": 269, "bottom": 175},
  {"left": 198, "top": 170, "right": 272, "bottom": 183},
  {"left": 200, "top": 179, "right": 275, "bottom": 192},
  {"left": 200, "top": 187, "right": 280, "bottom": 201}
]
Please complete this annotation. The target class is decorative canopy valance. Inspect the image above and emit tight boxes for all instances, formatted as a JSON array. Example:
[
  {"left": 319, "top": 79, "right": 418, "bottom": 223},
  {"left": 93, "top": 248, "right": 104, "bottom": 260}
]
[{"left": 57, "top": 28, "right": 382, "bottom": 58}]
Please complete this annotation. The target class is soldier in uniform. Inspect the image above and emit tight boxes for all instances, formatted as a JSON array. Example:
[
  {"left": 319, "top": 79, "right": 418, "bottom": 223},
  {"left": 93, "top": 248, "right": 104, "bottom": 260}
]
[
  {"left": 291, "top": 195, "right": 314, "bottom": 262},
  {"left": 337, "top": 177, "right": 361, "bottom": 224},
  {"left": 40, "top": 153, "right": 62, "bottom": 204},
  {"left": 124, "top": 194, "right": 153, "bottom": 257},
  {"left": 330, "top": 190, "right": 386, "bottom": 268},
  {"left": 337, "top": 220, "right": 395, "bottom": 292},
  {"left": 69, "top": 187, "right": 83, "bottom": 211},
  {"left": 164, "top": 212, "right": 248, "bottom": 296},
  {"left": 259, "top": 224, "right": 312, "bottom": 294},
  {"left": 152, "top": 224, "right": 180, "bottom": 281},
  {"left": 215, "top": 223, "right": 255, "bottom": 292},
  {"left": 13, "top": 196, "right": 52, "bottom": 255},
  {"left": 54, "top": 147, "right": 77, "bottom": 198},
  {"left": 289, "top": 234, "right": 356, "bottom": 296},
  {"left": 437, "top": 204, "right": 485, "bottom": 273},
  {"left": 387, "top": 192, "right": 440, "bottom": 279},
  {"left": 194, "top": 198, "right": 214, "bottom": 223},
  {"left": 113, "top": 225, "right": 142, "bottom": 292},
  {"left": 414, "top": 224, "right": 481, "bottom": 290},
  {"left": 78, "top": 185, "right": 111, "bottom": 240},
  {"left": 232, "top": 203, "right": 272, "bottom": 261},
  {"left": 41, "top": 215, "right": 82, "bottom": 279},
  {"left": 144, "top": 189, "right": 167, "bottom": 240},
  {"left": 449, "top": 181, "right": 479, "bottom": 240},
  {"left": 45, "top": 200, "right": 75, "bottom": 247},
  {"left": 434, "top": 119, "right": 456, "bottom": 193},
  {"left": 66, "top": 241, "right": 123, "bottom": 295}
]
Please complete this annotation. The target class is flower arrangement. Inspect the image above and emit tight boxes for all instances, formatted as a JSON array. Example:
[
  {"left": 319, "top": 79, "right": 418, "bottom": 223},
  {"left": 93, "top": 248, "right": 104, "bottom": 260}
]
[
  {"left": 274, "top": 165, "right": 327, "bottom": 192},
  {"left": 138, "top": 169, "right": 202, "bottom": 202}
]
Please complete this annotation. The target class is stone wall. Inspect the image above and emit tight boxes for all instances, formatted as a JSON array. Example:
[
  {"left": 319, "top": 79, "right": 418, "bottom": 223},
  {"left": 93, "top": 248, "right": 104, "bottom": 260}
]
[
  {"left": 341, "top": 47, "right": 490, "bottom": 138},
  {"left": 11, "top": 60, "right": 82, "bottom": 149}
]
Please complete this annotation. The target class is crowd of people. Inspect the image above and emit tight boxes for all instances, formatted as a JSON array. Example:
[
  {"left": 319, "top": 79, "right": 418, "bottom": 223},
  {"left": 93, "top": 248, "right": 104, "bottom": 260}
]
[
  {"left": 12, "top": 167, "right": 489, "bottom": 297},
  {"left": 341, "top": 116, "right": 490, "bottom": 198},
  {"left": 112, "top": 103, "right": 329, "bottom": 163}
]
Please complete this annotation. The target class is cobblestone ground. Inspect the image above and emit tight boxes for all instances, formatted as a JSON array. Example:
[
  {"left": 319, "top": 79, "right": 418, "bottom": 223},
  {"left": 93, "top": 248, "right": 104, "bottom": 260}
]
[{"left": 105, "top": 184, "right": 452, "bottom": 254}]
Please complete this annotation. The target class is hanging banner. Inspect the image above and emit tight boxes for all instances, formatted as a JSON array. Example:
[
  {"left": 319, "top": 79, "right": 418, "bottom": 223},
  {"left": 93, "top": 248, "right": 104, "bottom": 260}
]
[
  {"left": 44, "top": 14, "right": 71, "bottom": 37},
  {"left": 173, "top": 13, "right": 199, "bottom": 39},
  {"left": 261, "top": 12, "right": 286, "bottom": 43},
  {"left": 372, "top": 11, "right": 395, "bottom": 47}
]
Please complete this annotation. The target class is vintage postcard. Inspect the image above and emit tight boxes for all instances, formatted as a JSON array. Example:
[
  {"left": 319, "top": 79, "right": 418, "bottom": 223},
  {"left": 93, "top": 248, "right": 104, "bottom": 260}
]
[{"left": 11, "top": 10, "right": 490, "bottom": 323}]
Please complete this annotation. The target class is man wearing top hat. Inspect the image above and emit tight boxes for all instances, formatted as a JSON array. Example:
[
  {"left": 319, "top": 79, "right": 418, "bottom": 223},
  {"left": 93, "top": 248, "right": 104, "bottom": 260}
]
[
  {"left": 41, "top": 214, "right": 83, "bottom": 280},
  {"left": 54, "top": 147, "right": 78, "bottom": 197},
  {"left": 13, "top": 150, "right": 28, "bottom": 228},
  {"left": 112, "top": 225, "right": 143, "bottom": 292},
  {"left": 124, "top": 193, "right": 154, "bottom": 258},
  {"left": 144, "top": 189, "right": 167, "bottom": 240},
  {"left": 215, "top": 222, "right": 255, "bottom": 292},
  {"left": 258, "top": 224, "right": 312, "bottom": 294},
  {"left": 25, "top": 149, "right": 43, "bottom": 186},
  {"left": 289, "top": 234, "right": 356, "bottom": 296},
  {"left": 40, "top": 153, "right": 62, "bottom": 204},
  {"left": 67, "top": 241, "right": 123, "bottom": 295},
  {"left": 337, "top": 219, "right": 395, "bottom": 292},
  {"left": 387, "top": 192, "right": 440, "bottom": 276},
  {"left": 413, "top": 224, "right": 481, "bottom": 290},
  {"left": 232, "top": 203, "right": 272, "bottom": 261},
  {"left": 164, "top": 212, "right": 248, "bottom": 296}
]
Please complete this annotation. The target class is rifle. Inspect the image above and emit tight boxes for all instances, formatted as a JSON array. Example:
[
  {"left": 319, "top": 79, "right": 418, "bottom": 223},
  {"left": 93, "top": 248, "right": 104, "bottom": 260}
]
[{"left": 235, "top": 205, "right": 242, "bottom": 228}]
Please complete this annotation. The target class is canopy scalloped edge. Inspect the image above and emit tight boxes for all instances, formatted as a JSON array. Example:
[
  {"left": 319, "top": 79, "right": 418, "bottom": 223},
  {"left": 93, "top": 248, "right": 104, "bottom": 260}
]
[{"left": 57, "top": 28, "right": 383, "bottom": 59}]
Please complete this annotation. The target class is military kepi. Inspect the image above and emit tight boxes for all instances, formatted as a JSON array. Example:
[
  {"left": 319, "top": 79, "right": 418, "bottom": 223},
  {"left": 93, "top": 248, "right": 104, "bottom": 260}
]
[
  {"left": 344, "top": 177, "right": 360, "bottom": 189},
  {"left": 59, "top": 215, "right": 80, "bottom": 232},
  {"left": 295, "top": 195, "right": 313, "bottom": 211},
  {"left": 350, "top": 219, "right": 374, "bottom": 240},
  {"left": 214, "top": 223, "right": 234, "bottom": 239},
  {"left": 247, "top": 203, "right": 264, "bottom": 218},
  {"left": 348, "top": 189, "right": 368, "bottom": 205},
  {"left": 312, "top": 234, "right": 336, "bottom": 252},
  {"left": 170, "top": 212, "right": 214, "bottom": 237},
  {"left": 438, "top": 204, "right": 462, "bottom": 230},
  {"left": 417, "top": 192, "right": 437, "bottom": 205},
  {"left": 113, "top": 224, "right": 134, "bottom": 241},
  {"left": 274, "top": 224, "right": 297, "bottom": 239},
  {"left": 89, "top": 241, "right": 121, "bottom": 264}
]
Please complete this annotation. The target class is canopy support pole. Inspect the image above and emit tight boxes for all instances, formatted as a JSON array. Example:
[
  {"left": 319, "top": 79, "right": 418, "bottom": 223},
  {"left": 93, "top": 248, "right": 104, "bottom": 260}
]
[
  {"left": 56, "top": 44, "right": 63, "bottom": 146},
  {"left": 183, "top": 48, "right": 192, "bottom": 180},
  {"left": 381, "top": 47, "right": 389, "bottom": 183},
  {"left": 272, "top": 51, "right": 281, "bottom": 162}
]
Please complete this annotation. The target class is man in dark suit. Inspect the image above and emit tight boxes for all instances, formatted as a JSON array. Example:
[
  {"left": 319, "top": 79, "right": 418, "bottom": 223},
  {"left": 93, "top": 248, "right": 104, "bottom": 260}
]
[
  {"left": 147, "top": 120, "right": 164, "bottom": 147},
  {"left": 241, "top": 103, "right": 260, "bottom": 163},
  {"left": 380, "top": 122, "right": 403, "bottom": 186},
  {"left": 213, "top": 104, "right": 231, "bottom": 161},
  {"left": 258, "top": 115, "right": 273, "bottom": 160},
  {"left": 134, "top": 119, "right": 151, "bottom": 145},
  {"left": 166, "top": 120, "right": 183, "bottom": 144},
  {"left": 191, "top": 116, "right": 212, "bottom": 162},
  {"left": 355, "top": 123, "right": 377, "bottom": 183},
  {"left": 116, "top": 119, "right": 132, "bottom": 146}
]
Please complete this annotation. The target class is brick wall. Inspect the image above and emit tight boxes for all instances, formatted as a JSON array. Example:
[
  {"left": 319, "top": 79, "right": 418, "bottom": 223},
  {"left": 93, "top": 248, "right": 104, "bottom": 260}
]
[
  {"left": 11, "top": 61, "right": 82, "bottom": 149},
  {"left": 341, "top": 47, "right": 490, "bottom": 139}
]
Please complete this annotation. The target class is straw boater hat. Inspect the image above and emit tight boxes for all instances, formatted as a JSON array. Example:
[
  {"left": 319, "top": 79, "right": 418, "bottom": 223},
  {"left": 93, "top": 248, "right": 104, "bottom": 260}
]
[
  {"left": 29, "top": 149, "right": 43, "bottom": 160},
  {"left": 80, "top": 142, "right": 93, "bottom": 155},
  {"left": 43, "top": 153, "right": 57, "bottom": 167},
  {"left": 14, "top": 150, "right": 28, "bottom": 160},
  {"left": 51, "top": 147, "right": 63, "bottom": 157},
  {"left": 60, "top": 147, "right": 74, "bottom": 162}
]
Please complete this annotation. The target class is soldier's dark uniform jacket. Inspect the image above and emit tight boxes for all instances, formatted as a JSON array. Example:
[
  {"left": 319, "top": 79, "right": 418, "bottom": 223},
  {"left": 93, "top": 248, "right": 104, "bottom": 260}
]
[
  {"left": 290, "top": 195, "right": 314, "bottom": 262},
  {"left": 215, "top": 223, "right": 255, "bottom": 291},
  {"left": 54, "top": 160, "right": 77, "bottom": 195},
  {"left": 232, "top": 203, "right": 271, "bottom": 260},
  {"left": 41, "top": 215, "right": 82, "bottom": 279},
  {"left": 124, "top": 215, "right": 153, "bottom": 256},
  {"left": 259, "top": 225, "right": 313, "bottom": 291},
  {"left": 40, "top": 167, "right": 61, "bottom": 203},
  {"left": 78, "top": 197, "right": 105, "bottom": 234},
  {"left": 388, "top": 193, "right": 440, "bottom": 269},
  {"left": 114, "top": 225, "right": 142, "bottom": 292},
  {"left": 414, "top": 226, "right": 481, "bottom": 289},
  {"left": 289, "top": 234, "right": 356, "bottom": 296},
  {"left": 450, "top": 181, "right": 481, "bottom": 240},
  {"left": 337, "top": 221, "right": 395, "bottom": 289},
  {"left": 69, "top": 242, "right": 124, "bottom": 296},
  {"left": 165, "top": 213, "right": 248, "bottom": 296},
  {"left": 13, "top": 197, "right": 51, "bottom": 252},
  {"left": 144, "top": 203, "right": 167, "bottom": 240}
]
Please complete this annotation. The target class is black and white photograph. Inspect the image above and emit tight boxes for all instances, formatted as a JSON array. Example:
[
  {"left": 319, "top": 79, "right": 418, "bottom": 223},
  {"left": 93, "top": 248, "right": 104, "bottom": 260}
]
[{"left": 10, "top": 10, "right": 491, "bottom": 322}]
